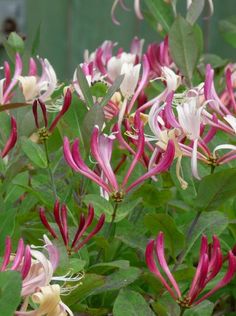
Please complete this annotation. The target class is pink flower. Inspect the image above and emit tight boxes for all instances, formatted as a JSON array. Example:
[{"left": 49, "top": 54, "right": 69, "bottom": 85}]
[
  {"left": 146, "top": 232, "right": 236, "bottom": 308},
  {"left": 63, "top": 114, "right": 175, "bottom": 201},
  {"left": 1, "top": 115, "right": 17, "bottom": 158},
  {"left": 1, "top": 53, "right": 23, "bottom": 104},
  {"left": 18, "top": 57, "right": 57, "bottom": 103},
  {"left": 39, "top": 201, "right": 105, "bottom": 254}
]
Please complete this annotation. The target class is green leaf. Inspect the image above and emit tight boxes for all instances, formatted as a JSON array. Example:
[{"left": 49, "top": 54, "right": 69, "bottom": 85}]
[
  {"left": 186, "top": 0, "right": 205, "bottom": 25},
  {"left": 99, "top": 74, "right": 124, "bottom": 108},
  {"left": 82, "top": 104, "right": 105, "bottom": 149},
  {"left": 83, "top": 194, "right": 113, "bottom": 222},
  {"left": 63, "top": 273, "right": 105, "bottom": 305},
  {"left": 184, "top": 300, "right": 214, "bottom": 316},
  {"left": 93, "top": 267, "right": 141, "bottom": 294},
  {"left": 144, "top": 213, "right": 184, "bottom": 257},
  {"left": 31, "top": 23, "right": 41, "bottom": 55},
  {"left": 114, "top": 197, "right": 142, "bottom": 222},
  {"left": 132, "top": 184, "right": 172, "bottom": 208},
  {"left": 0, "top": 208, "right": 16, "bottom": 254},
  {"left": 90, "top": 82, "right": 108, "bottom": 98},
  {"left": 201, "top": 54, "right": 228, "bottom": 68},
  {"left": 21, "top": 137, "right": 47, "bottom": 168},
  {"left": 144, "top": 0, "right": 174, "bottom": 34},
  {"left": 113, "top": 289, "right": 155, "bottom": 316},
  {"left": 184, "top": 211, "right": 228, "bottom": 259},
  {"left": 169, "top": 16, "right": 203, "bottom": 85},
  {"left": 88, "top": 260, "right": 130, "bottom": 274},
  {"left": 0, "top": 271, "right": 22, "bottom": 316},
  {"left": 116, "top": 219, "right": 148, "bottom": 253},
  {"left": 76, "top": 65, "right": 94, "bottom": 108},
  {"left": 195, "top": 168, "right": 236, "bottom": 211},
  {"left": 219, "top": 16, "right": 236, "bottom": 48},
  {"left": 3, "top": 32, "right": 24, "bottom": 60}
]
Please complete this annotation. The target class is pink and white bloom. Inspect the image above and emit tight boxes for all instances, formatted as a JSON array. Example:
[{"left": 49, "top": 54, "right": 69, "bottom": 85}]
[
  {"left": 146, "top": 232, "right": 236, "bottom": 308},
  {"left": 0, "top": 53, "right": 23, "bottom": 104},
  {"left": 18, "top": 57, "right": 57, "bottom": 103},
  {"left": 63, "top": 115, "right": 175, "bottom": 201}
]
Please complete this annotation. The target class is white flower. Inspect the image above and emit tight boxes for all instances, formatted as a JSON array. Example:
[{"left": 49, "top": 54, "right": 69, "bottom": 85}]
[
  {"left": 161, "top": 67, "right": 181, "bottom": 92},
  {"left": 177, "top": 97, "right": 203, "bottom": 141},
  {"left": 120, "top": 63, "right": 141, "bottom": 99},
  {"left": 107, "top": 52, "right": 136, "bottom": 81},
  {"left": 18, "top": 58, "right": 57, "bottom": 103},
  {"left": 224, "top": 114, "right": 236, "bottom": 133}
]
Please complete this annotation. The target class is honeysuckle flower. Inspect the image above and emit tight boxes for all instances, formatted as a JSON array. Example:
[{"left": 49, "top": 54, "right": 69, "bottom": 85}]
[
  {"left": 39, "top": 201, "right": 105, "bottom": 254},
  {"left": 63, "top": 115, "right": 175, "bottom": 202},
  {"left": 120, "top": 63, "right": 141, "bottom": 99},
  {"left": 18, "top": 57, "right": 57, "bottom": 103},
  {"left": 187, "top": 0, "right": 214, "bottom": 15},
  {"left": 204, "top": 64, "right": 230, "bottom": 116},
  {"left": 176, "top": 96, "right": 204, "bottom": 179},
  {"left": 0, "top": 236, "right": 31, "bottom": 279},
  {"left": 1, "top": 115, "right": 17, "bottom": 158},
  {"left": 0, "top": 53, "right": 23, "bottom": 104},
  {"left": 111, "top": 0, "right": 143, "bottom": 25},
  {"left": 73, "top": 62, "right": 103, "bottom": 104},
  {"left": 146, "top": 38, "right": 173, "bottom": 78},
  {"left": 16, "top": 284, "right": 73, "bottom": 316},
  {"left": 146, "top": 232, "right": 236, "bottom": 309},
  {"left": 32, "top": 88, "right": 72, "bottom": 140},
  {"left": 130, "top": 36, "right": 144, "bottom": 62},
  {"left": 107, "top": 53, "right": 136, "bottom": 82}
]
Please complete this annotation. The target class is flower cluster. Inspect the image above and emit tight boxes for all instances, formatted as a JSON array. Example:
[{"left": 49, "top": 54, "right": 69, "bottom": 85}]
[{"left": 146, "top": 232, "right": 236, "bottom": 308}]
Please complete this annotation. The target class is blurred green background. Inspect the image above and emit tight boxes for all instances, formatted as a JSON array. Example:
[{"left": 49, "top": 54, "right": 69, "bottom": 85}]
[{"left": 0, "top": 0, "right": 236, "bottom": 79}]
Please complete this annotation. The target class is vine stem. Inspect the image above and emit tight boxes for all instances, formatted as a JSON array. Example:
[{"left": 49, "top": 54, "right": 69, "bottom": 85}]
[
  {"left": 179, "top": 308, "right": 185, "bottom": 316},
  {"left": 106, "top": 203, "right": 119, "bottom": 240},
  {"left": 95, "top": 203, "right": 119, "bottom": 263},
  {"left": 43, "top": 140, "right": 57, "bottom": 199}
]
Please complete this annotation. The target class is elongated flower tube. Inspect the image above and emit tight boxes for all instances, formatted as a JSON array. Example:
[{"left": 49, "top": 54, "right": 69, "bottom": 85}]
[
  {"left": 32, "top": 88, "right": 72, "bottom": 140},
  {"left": 0, "top": 236, "right": 31, "bottom": 279},
  {"left": 63, "top": 114, "right": 175, "bottom": 202},
  {"left": 1, "top": 53, "right": 23, "bottom": 104},
  {"left": 146, "top": 232, "right": 236, "bottom": 308},
  {"left": 1, "top": 115, "right": 17, "bottom": 158},
  {"left": 39, "top": 201, "right": 105, "bottom": 254}
]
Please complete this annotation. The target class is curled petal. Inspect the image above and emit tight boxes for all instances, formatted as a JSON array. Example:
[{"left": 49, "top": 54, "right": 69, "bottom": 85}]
[
  {"left": 39, "top": 207, "right": 58, "bottom": 239},
  {"left": 126, "top": 140, "right": 175, "bottom": 193},
  {"left": 145, "top": 239, "right": 178, "bottom": 299},
  {"left": 156, "top": 232, "right": 181, "bottom": 298},
  {"left": 74, "top": 213, "right": 105, "bottom": 252},
  {"left": 0, "top": 236, "right": 11, "bottom": 271},
  {"left": 194, "top": 251, "right": 236, "bottom": 305},
  {"left": 49, "top": 89, "right": 72, "bottom": 132},
  {"left": 1, "top": 116, "right": 17, "bottom": 158}
]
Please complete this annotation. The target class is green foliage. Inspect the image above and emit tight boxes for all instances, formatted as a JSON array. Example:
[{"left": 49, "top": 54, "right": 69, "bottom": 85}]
[
  {"left": 144, "top": 0, "right": 174, "bottom": 35},
  {"left": 0, "top": 271, "right": 22, "bottom": 316},
  {"left": 21, "top": 137, "right": 47, "bottom": 168},
  {"left": 219, "top": 15, "right": 236, "bottom": 48},
  {"left": 169, "top": 16, "right": 203, "bottom": 85},
  {"left": 195, "top": 168, "right": 236, "bottom": 211},
  {"left": 144, "top": 213, "right": 185, "bottom": 257},
  {"left": 113, "top": 289, "right": 155, "bottom": 316}
]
